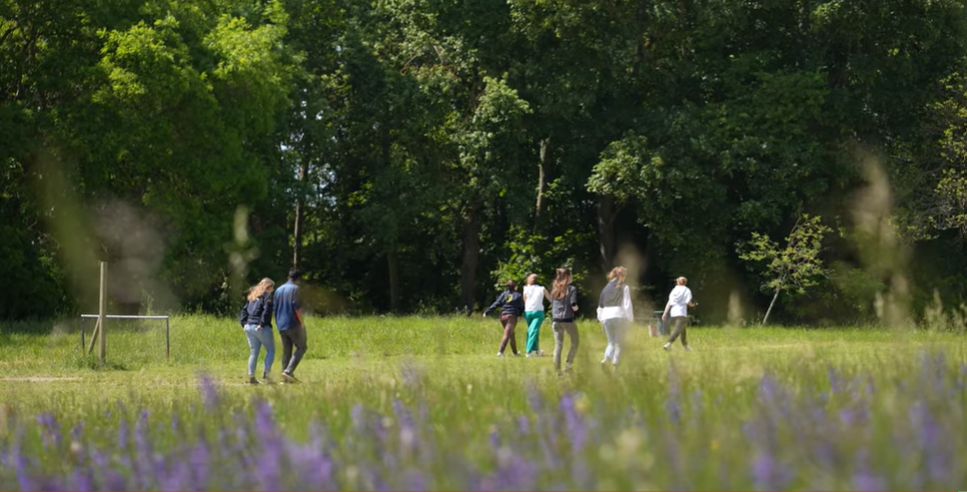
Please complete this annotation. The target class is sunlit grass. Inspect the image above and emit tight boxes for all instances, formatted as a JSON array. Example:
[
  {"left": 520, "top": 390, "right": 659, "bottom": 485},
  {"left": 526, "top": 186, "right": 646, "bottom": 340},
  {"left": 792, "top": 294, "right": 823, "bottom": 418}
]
[{"left": 0, "top": 316, "right": 964, "bottom": 489}]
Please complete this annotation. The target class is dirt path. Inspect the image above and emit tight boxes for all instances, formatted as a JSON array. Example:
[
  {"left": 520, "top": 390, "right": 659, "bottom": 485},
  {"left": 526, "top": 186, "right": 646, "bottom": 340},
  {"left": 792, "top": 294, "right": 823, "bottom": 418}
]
[{"left": 0, "top": 377, "right": 82, "bottom": 382}]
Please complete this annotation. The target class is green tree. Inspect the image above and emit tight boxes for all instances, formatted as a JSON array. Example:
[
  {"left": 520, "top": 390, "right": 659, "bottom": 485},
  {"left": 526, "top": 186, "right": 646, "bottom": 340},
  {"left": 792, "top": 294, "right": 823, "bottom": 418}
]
[{"left": 739, "top": 214, "right": 832, "bottom": 325}]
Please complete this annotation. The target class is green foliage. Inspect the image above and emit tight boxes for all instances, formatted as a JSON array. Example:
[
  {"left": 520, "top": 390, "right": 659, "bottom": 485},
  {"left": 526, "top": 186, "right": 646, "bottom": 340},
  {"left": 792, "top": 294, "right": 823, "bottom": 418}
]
[
  {"left": 739, "top": 214, "right": 832, "bottom": 323},
  {"left": 5, "top": 0, "right": 967, "bottom": 322}
]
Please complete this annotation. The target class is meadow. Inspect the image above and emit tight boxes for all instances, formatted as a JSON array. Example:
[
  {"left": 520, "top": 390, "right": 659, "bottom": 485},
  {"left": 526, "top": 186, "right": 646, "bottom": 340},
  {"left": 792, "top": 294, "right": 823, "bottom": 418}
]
[{"left": 0, "top": 315, "right": 964, "bottom": 490}]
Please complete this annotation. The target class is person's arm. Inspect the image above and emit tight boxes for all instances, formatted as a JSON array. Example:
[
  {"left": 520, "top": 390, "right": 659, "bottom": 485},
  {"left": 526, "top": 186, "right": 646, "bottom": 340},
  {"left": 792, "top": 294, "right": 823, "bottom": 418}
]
[
  {"left": 543, "top": 287, "right": 552, "bottom": 302},
  {"left": 259, "top": 296, "right": 273, "bottom": 329},
  {"left": 292, "top": 287, "right": 304, "bottom": 327},
  {"left": 239, "top": 301, "right": 248, "bottom": 327},
  {"left": 483, "top": 293, "right": 503, "bottom": 317},
  {"left": 662, "top": 288, "right": 677, "bottom": 320},
  {"left": 622, "top": 285, "right": 634, "bottom": 322},
  {"left": 569, "top": 286, "right": 579, "bottom": 312}
]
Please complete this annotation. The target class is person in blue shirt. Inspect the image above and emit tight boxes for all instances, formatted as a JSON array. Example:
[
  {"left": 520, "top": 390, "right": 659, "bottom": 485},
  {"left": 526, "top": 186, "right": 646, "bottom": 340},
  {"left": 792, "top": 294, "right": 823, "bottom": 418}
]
[
  {"left": 483, "top": 280, "right": 525, "bottom": 357},
  {"left": 239, "top": 278, "right": 275, "bottom": 384},
  {"left": 274, "top": 269, "right": 306, "bottom": 383}
]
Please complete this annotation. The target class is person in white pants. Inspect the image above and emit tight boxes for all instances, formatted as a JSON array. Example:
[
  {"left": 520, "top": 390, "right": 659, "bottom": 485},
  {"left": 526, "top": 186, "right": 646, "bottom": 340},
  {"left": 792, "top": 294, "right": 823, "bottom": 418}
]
[
  {"left": 597, "top": 266, "right": 634, "bottom": 370},
  {"left": 662, "top": 276, "right": 695, "bottom": 351}
]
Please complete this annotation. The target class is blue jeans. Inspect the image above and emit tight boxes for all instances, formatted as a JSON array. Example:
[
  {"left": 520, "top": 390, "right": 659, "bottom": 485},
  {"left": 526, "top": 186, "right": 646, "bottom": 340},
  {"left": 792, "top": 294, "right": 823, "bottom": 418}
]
[
  {"left": 244, "top": 324, "right": 275, "bottom": 377},
  {"left": 602, "top": 318, "right": 628, "bottom": 365}
]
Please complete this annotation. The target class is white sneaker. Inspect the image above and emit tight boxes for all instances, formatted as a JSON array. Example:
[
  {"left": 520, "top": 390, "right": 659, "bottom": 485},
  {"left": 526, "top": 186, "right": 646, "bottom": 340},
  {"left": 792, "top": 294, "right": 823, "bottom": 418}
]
[
  {"left": 526, "top": 353, "right": 535, "bottom": 358},
  {"left": 663, "top": 343, "right": 671, "bottom": 351},
  {"left": 683, "top": 345, "right": 692, "bottom": 351},
  {"left": 497, "top": 352, "right": 504, "bottom": 357}
]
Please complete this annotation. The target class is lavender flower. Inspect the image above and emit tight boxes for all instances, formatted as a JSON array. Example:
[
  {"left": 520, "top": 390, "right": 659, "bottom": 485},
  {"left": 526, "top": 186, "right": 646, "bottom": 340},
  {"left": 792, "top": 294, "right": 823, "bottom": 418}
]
[{"left": 198, "top": 374, "right": 219, "bottom": 409}]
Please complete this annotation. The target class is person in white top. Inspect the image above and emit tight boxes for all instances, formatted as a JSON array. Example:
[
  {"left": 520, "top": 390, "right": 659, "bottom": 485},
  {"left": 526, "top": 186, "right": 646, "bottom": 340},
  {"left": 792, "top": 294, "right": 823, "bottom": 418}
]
[
  {"left": 596, "top": 266, "right": 634, "bottom": 370},
  {"left": 522, "top": 273, "right": 551, "bottom": 357},
  {"left": 662, "top": 276, "right": 695, "bottom": 351}
]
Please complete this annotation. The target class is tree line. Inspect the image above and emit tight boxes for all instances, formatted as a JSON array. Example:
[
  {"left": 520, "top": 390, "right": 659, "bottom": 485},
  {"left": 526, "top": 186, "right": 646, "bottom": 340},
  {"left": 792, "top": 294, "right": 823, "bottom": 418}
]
[{"left": 3, "top": 0, "right": 967, "bottom": 324}]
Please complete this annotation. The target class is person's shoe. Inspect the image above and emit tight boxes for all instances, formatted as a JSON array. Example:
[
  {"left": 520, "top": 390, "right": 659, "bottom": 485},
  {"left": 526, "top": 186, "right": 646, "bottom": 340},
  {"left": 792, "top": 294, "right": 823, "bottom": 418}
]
[
  {"left": 537, "top": 350, "right": 545, "bottom": 357},
  {"left": 565, "top": 364, "right": 573, "bottom": 374},
  {"left": 261, "top": 373, "right": 273, "bottom": 384},
  {"left": 600, "top": 359, "right": 610, "bottom": 375},
  {"left": 497, "top": 352, "right": 504, "bottom": 357},
  {"left": 248, "top": 376, "right": 260, "bottom": 385},
  {"left": 663, "top": 343, "right": 671, "bottom": 351},
  {"left": 683, "top": 345, "right": 692, "bottom": 351},
  {"left": 526, "top": 352, "right": 535, "bottom": 358},
  {"left": 281, "top": 372, "right": 298, "bottom": 384}
]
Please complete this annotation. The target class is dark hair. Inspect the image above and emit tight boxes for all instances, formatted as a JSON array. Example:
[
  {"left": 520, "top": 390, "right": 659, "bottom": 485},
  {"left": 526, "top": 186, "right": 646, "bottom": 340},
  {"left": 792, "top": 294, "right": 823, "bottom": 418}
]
[
  {"left": 505, "top": 280, "right": 517, "bottom": 290},
  {"left": 288, "top": 269, "right": 302, "bottom": 281},
  {"left": 551, "top": 268, "right": 571, "bottom": 299}
]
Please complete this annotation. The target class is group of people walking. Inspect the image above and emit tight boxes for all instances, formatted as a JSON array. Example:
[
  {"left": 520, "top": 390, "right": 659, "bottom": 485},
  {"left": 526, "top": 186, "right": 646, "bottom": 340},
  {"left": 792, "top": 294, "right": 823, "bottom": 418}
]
[
  {"left": 484, "top": 266, "right": 695, "bottom": 374},
  {"left": 240, "top": 266, "right": 694, "bottom": 382},
  {"left": 484, "top": 268, "right": 581, "bottom": 374},
  {"left": 238, "top": 269, "right": 308, "bottom": 384}
]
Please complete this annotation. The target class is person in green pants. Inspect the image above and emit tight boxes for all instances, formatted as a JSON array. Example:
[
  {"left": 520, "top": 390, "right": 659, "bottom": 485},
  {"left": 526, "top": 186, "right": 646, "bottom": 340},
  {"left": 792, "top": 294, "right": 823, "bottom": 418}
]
[{"left": 522, "top": 273, "right": 551, "bottom": 357}]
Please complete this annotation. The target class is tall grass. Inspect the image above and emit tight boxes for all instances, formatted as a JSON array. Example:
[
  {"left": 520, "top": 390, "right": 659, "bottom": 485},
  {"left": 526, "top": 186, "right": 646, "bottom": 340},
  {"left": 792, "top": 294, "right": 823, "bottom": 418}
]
[{"left": 0, "top": 316, "right": 965, "bottom": 489}]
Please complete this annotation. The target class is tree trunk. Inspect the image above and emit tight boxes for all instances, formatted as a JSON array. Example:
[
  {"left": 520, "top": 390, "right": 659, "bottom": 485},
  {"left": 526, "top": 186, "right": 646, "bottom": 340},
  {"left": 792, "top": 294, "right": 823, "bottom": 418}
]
[
  {"left": 762, "top": 288, "right": 780, "bottom": 325},
  {"left": 597, "top": 194, "right": 618, "bottom": 271},
  {"left": 461, "top": 205, "right": 481, "bottom": 316},
  {"left": 534, "top": 137, "right": 551, "bottom": 228},
  {"left": 292, "top": 159, "right": 309, "bottom": 269},
  {"left": 388, "top": 246, "right": 401, "bottom": 313}
]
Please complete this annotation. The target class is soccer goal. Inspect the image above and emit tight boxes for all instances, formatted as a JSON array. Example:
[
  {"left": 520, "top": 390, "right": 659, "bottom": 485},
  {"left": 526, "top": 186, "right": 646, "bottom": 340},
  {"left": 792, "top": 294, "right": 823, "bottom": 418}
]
[
  {"left": 77, "top": 261, "right": 171, "bottom": 361},
  {"left": 79, "top": 314, "right": 171, "bottom": 359}
]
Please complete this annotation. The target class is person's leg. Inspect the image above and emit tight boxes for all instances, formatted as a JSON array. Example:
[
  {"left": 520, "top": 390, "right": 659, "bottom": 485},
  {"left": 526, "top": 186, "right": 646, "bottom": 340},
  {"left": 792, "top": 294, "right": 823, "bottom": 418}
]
[
  {"left": 507, "top": 315, "right": 519, "bottom": 355},
  {"left": 611, "top": 320, "right": 626, "bottom": 366},
  {"left": 279, "top": 329, "right": 294, "bottom": 373},
  {"left": 244, "top": 325, "right": 260, "bottom": 377},
  {"left": 498, "top": 315, "right": 512, "bottom": 354},
  {"left": 254, "top": 328, "right": 275, "bottom": 378},
  {"left": 680, "top": 318, "right": 689, "bottom": 347},
  {"left": 565, "top": 322, "right": 579, "bottom": 369},
  {"left": 552, "top": 322, "right": 565, "bottom": 372},
  {"left": 284, "top": 325, "right": 308, "bottom": 375},
  {"left": 602, "top": 320, "right": 615, "bottom": 362},
  {"left": 668, "top": 317, "right": 685, "bottom": 344},
  {"left": 532, "top": 311, "right": 545, "bottom": 354},
  {"left": 523, "top": 311, "right": 537, "bottom": 354}
]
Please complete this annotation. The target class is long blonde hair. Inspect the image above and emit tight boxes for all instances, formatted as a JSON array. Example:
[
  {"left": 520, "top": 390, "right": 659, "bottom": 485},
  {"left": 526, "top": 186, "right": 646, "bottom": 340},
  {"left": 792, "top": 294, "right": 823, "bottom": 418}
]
[
  {"left": 247, "top": 278, "right": 275, "bottom": 301},
  {"left": 551, "top": 268, "right": 572, "bottom": 299},
  {"left": 607, "top": 266, "right": 627, "bottom": 288}
]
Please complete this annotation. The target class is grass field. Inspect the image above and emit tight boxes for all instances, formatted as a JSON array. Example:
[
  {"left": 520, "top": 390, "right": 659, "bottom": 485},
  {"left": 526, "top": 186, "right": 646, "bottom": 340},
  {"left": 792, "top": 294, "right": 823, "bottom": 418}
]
[{"left": 0, "top": 315, "right": 965, "bottom": 490}]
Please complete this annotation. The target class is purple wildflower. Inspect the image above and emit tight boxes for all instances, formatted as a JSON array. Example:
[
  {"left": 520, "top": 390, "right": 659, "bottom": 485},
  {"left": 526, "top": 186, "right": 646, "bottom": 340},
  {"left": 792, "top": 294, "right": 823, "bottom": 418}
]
[
  {"left": 198, "top": 374, "right": 219, "bottom": 409},
  {"left": 526, "top": 381, "right": 543, "bottom": 412},
  {"left": 36, "top": 413, "right": 61, "bottom": 449},
  {"left": 752, "top": 451, "right": 793, "bottom": 490},
  {"left": 400, "top": 360, "right": 423, "bottom": 387},
  {"left": 560, "top": 393, "right": 587, "bottom": 452}
]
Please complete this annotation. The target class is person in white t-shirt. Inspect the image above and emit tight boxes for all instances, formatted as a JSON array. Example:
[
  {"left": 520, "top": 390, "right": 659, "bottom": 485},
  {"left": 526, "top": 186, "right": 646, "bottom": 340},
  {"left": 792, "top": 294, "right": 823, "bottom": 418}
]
[
  {"left": 522, "top": 273, "right": 551, "bottom": 357},
  {"left": 662, "top": 276, "right": 695, "bottom": 351}
]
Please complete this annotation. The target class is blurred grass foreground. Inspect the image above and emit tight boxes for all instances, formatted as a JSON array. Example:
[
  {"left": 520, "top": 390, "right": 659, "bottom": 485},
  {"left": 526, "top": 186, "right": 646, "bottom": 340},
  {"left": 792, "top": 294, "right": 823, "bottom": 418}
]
[{"left": 0, "top": 316, "right": 965, "bottom": 490}]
